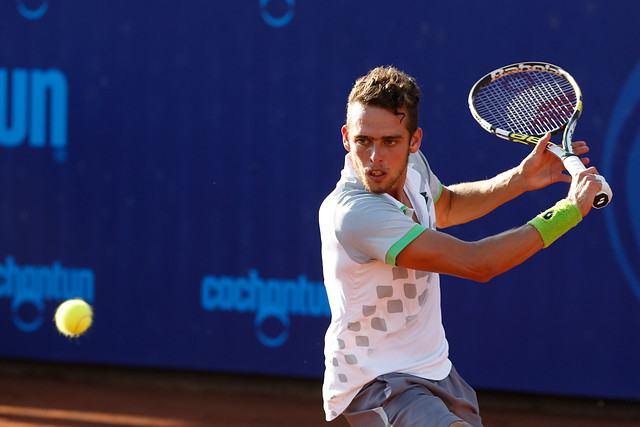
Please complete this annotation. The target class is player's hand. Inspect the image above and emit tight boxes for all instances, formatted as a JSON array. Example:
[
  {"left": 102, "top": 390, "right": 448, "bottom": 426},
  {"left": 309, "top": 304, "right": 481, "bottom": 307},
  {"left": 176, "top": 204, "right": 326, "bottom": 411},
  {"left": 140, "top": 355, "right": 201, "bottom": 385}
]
[
  {"left": 519, "top": 132, "right": 591, "bottom": 191},
  {"left": 567, "top": 166, "right": 603, "bottom": 217}
]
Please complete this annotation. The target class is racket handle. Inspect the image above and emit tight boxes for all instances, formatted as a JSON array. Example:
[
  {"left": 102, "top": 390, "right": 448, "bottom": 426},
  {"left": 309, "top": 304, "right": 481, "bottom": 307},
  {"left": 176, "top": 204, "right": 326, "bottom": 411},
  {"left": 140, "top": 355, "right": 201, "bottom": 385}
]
[
  {"left": 562, "top": 155, "right": 612, "bottom": 209},
  {"left": 593, "top": 175, "right": 612, "bottom": 209}
]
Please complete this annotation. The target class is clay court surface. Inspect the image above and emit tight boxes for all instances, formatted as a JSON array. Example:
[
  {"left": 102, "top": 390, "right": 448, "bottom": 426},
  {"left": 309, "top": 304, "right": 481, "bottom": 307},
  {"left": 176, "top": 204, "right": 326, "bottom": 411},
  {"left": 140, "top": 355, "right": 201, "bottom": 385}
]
[{"left": 0, "top": 360, "right": 638, "bottom": 427}]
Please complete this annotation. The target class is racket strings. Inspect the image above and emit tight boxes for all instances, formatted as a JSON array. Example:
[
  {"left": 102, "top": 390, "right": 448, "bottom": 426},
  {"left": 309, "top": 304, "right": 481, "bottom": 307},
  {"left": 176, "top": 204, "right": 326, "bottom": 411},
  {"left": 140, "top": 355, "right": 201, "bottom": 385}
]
[
  {"left": 529, "top": 75, "right": 575, "bottom": 130},
  {"left": 473, "top": 71, "right": 577, "bottom": 135}
]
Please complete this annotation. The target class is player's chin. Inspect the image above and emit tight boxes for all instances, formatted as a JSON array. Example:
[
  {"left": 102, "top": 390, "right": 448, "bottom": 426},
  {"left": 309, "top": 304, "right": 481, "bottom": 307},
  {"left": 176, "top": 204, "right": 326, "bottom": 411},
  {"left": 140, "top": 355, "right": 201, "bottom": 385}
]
[{"left": 364, "top": 180, "right": 389, "bottom": 194}]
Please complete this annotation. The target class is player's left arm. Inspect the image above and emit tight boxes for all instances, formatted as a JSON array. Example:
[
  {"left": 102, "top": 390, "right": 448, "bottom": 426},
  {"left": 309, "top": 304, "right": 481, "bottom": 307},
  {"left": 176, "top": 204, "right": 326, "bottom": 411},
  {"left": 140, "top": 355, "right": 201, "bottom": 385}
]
[{"left": 435, "top": 134, "right": 590, "bottom": 228}]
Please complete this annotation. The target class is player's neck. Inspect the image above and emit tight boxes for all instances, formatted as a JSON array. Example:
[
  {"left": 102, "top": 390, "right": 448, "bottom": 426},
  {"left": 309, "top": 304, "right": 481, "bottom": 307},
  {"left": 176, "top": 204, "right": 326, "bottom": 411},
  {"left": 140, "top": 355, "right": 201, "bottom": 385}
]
[{"left": 386, "top": 170, "right": 409, "bottom": 202}]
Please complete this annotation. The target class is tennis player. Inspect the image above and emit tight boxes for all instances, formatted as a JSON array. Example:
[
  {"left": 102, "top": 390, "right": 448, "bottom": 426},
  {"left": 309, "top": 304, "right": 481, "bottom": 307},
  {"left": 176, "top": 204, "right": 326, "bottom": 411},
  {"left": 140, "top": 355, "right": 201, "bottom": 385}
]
[{"left": 318, "top": 66, "right": 603, "bottom": 426}]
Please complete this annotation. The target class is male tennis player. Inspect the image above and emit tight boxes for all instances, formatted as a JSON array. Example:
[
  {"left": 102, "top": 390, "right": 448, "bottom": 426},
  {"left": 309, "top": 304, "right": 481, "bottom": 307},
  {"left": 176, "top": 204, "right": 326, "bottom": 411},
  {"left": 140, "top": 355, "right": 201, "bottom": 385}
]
[{"left": 319, "top": 66, "right": 603, "bottom": 427}]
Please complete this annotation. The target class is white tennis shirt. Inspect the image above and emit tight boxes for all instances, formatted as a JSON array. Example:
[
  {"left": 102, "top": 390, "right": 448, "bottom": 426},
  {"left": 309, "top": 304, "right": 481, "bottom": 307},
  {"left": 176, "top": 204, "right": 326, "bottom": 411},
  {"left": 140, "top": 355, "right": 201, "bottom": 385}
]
[{"left": 319, "top": 151, "right": 451, "bottom": 421}]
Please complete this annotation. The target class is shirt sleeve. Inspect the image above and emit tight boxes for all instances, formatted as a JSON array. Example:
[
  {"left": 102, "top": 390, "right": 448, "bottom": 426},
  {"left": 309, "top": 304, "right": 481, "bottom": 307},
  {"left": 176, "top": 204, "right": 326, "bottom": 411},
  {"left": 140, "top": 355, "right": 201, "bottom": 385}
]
[{"left": 334, "top": 191, "right": 426, "bottom": 265}]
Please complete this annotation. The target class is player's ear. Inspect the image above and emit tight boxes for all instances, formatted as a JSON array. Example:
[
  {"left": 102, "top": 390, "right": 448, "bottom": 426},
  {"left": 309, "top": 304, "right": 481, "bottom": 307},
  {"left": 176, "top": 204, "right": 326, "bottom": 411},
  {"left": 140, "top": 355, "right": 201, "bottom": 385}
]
[
  {"left": 342, "top": 125, "right": 351, "bottom": 152},
  {"left": 409, "top": 127, "right": 422, "bottom": 153}
]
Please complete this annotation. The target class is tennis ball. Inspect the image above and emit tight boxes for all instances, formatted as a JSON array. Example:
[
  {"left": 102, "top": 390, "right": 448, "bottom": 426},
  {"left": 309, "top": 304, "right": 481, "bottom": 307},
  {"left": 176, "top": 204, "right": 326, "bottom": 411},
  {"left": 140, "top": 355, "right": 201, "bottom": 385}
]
[{"left": 54, "top": 299, "right": 93, "bottom": 337}]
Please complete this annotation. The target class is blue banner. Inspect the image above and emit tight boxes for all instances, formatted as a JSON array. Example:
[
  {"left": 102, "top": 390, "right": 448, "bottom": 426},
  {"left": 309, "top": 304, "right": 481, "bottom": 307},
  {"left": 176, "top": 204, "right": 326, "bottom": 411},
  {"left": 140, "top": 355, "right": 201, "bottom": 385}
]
[{"left": 1, "top": 0, "right": 638, "bottom": 400}]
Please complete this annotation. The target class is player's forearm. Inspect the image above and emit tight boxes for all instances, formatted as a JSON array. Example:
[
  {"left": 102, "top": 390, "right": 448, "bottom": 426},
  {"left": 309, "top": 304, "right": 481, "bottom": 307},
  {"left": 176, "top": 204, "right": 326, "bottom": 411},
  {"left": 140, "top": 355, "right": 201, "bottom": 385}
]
[
  {"left": 396, "top": 224, "right": 543, "bottom": 283},
  {"left": 438, "top": 166, "right": 526, "bottom": 227},
  {"left": 470, "top": 202, "right": 581, "bottom": 280},
  {"left": 468, "top": 225, "right": 543, "bottom": 282},
  {"left": 400, "top": 198, "right": 582, "bottom": 282}
]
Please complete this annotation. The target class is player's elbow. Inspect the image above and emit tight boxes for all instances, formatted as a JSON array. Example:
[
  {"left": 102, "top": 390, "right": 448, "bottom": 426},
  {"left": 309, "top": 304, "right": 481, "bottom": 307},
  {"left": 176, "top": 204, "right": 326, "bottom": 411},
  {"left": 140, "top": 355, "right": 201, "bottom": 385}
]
[
  {"left": 466, "top": 264, "right": 496, "bottom": 283},
  {"left": 463, "top": 248, "right": 499, "bottom": 283},
  {"left": 475, "top": 269, "right": 497, "bottom": 283}
]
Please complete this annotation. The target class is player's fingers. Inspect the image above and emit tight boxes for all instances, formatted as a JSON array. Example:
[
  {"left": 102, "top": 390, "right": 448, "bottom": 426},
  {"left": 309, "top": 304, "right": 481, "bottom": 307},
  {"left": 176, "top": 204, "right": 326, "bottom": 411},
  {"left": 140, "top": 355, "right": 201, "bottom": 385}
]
[
  {"left": 583, "top": 165, "right": 599, "bottom": 175},
  {"left": 534, "top": 132, "right": 551, "bottom": 154},
  {"left": 571, "top": 168, "right": 601, "bottom": 211},
  {"left": 571, "top": 140, "right": 589, "bottom": 155},
  {"left": 573, "top": 166, "right": 595, "bottom": 186},
  {"left": 580, "top": 156, "right": 590, "bottom": 166},
  {"left": 584, "top": 172, "right": 604, "bottom": 195},
  {"left": 557, "top": 172, "right": 572, "bottom": 184}
]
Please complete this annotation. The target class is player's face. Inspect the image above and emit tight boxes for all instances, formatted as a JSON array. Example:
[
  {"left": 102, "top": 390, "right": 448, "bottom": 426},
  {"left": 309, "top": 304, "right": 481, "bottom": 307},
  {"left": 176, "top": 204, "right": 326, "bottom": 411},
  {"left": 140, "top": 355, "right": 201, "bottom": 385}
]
[{"left": 343, "top": 103, "right": 421, "bottom": 198}]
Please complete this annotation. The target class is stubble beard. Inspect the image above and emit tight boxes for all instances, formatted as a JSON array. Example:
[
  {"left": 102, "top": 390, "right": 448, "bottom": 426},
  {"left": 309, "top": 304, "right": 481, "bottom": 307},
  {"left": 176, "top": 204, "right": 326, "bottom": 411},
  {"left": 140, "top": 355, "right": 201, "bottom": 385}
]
[{"left": 356, "top": 154, "right": 409, "bottom": 195}]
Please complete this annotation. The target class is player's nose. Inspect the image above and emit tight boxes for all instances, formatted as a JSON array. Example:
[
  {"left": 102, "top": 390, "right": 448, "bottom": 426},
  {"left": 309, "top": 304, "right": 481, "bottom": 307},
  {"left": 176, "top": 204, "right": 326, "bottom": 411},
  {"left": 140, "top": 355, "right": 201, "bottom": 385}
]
[{"left": 369, "top": 142, "right": 384, "bottom": 163}]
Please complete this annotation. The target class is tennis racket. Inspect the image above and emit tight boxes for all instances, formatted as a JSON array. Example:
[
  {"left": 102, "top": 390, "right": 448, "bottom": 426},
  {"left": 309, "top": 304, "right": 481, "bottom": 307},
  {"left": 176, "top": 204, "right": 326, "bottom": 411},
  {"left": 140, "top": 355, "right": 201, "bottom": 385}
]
[{"left": 468, "top": 61, "right": 612, "bottom": 209}]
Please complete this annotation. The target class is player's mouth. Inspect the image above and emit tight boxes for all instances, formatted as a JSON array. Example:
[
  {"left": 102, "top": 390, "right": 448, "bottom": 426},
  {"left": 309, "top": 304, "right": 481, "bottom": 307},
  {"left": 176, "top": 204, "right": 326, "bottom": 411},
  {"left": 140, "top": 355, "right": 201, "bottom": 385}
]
[{"left": 367, "top": 169, "right": 387, "bottom": 181}]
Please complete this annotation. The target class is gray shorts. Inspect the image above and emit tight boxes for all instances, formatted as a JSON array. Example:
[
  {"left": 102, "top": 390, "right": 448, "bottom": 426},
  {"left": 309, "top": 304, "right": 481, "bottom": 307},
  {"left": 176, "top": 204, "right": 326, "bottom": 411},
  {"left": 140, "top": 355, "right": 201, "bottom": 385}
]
[{"left": 343, "top": 367, "right": 482, "bottom": 427}]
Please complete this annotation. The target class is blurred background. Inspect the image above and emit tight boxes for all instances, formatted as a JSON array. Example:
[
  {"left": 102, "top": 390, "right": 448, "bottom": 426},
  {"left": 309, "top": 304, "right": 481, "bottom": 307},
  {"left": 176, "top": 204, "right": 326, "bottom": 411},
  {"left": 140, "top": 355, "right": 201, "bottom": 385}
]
[{"left": 0, "top": 0, "right": 638, "bottom": 418}]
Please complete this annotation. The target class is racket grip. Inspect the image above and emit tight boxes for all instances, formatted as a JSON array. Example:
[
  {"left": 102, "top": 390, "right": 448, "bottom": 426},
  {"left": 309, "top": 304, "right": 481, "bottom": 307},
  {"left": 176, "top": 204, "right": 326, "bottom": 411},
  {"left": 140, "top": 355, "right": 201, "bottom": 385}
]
[
  {"left": 561, "top": 154, "right": 587, "bottom": 176},
  {"left": 561, "top": 155, "right": 612, "bottom": 209},
  {"left": 593, "top": 175, "right": 612, "bottom": 209}
]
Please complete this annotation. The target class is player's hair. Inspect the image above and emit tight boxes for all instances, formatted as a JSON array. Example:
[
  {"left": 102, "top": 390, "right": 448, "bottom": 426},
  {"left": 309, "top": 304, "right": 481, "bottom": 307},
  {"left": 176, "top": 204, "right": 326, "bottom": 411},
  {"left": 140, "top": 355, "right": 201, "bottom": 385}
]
[{"left": 347, "top": 66, "right": 421, "bottom": 135}]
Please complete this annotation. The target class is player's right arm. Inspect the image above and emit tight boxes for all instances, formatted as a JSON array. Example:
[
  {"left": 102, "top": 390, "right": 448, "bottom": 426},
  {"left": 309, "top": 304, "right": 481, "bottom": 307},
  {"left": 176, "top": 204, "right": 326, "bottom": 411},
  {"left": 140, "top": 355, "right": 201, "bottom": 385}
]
[
  {"left": 434, "top": 134, "right": 591, "bottom": 228},
  {"left": 396, "top": 167, "right": 601, "bottom": 282}
]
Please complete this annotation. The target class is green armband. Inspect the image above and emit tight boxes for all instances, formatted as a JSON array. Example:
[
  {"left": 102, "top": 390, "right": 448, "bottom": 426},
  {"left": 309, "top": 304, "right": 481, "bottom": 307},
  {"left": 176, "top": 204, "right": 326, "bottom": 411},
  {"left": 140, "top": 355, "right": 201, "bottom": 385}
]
[{"left": 527, "top": 199, "right": 582, "bottom": 248}]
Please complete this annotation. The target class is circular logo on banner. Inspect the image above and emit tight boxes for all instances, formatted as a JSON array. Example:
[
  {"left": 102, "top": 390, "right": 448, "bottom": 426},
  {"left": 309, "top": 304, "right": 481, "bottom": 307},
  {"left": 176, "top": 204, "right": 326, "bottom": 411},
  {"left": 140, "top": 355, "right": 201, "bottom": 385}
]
[
  {"left": 254, "top": 310, "right": 290, "bottom": 348},
  {"left": 260, "top": 0, "right": 295, "bottom": 27},
  {"left": 16, "top": 0, "right": 48, "bottom": 20},
  {"left": 12, "top": 298, "right": 44, "bottom": 332},
  {"left": 603, "top": 59, "right": 640, "bottom": 303}
]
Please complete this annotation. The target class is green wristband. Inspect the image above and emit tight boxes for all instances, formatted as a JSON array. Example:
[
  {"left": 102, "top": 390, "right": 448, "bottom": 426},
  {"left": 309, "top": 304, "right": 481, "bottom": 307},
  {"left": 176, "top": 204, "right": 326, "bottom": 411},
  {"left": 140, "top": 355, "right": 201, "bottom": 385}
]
[{"left": 527, "top": 199, "right": 582, "bottom": 248}]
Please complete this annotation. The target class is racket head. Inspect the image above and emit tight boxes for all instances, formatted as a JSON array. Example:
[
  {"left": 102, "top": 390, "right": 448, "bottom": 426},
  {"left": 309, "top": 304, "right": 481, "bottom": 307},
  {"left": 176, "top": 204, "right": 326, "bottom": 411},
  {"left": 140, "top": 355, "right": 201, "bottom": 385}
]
[{"left": 468, "top": 62, "right": 582, "bottom": 152}]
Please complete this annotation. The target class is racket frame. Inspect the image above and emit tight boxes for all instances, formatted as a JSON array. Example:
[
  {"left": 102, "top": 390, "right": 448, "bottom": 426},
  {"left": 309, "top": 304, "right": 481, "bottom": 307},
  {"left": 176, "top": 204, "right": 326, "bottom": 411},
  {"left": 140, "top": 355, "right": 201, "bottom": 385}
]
[{"left": 468, "top": 61, "right": 611, "bottom": 208}]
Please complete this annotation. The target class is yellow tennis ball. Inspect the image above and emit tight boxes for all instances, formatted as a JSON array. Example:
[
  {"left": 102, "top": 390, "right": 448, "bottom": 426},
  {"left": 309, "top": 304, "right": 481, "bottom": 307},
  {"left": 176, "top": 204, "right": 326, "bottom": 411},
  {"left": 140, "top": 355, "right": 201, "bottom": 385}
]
[{"left": 54, "top": 299, "right": 93, "bottom": 337}]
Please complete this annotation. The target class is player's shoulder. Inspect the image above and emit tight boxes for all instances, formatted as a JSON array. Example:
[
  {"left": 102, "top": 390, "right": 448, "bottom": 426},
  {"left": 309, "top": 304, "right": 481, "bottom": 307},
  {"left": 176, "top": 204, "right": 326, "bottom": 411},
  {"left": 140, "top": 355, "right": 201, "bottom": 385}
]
[
  {"left": 322, "top": 176, "right": 372, "bottom": 206},
  {"left": 320, "top": 184, "right": 385, "bottom": 236},
  {"left": 337, "top": 188, "right": 388, "bottom": 213},
  {"left": 334, "top": 189, "right": 400, "bottom": 232}
]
